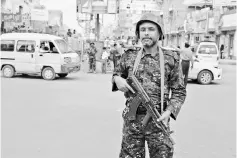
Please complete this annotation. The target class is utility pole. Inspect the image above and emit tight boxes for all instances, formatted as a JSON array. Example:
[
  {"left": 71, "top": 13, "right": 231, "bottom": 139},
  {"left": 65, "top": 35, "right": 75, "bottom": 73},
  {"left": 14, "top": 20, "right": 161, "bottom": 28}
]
[{"left": 95, "top": 14, "right": 100, "bottom": 41}]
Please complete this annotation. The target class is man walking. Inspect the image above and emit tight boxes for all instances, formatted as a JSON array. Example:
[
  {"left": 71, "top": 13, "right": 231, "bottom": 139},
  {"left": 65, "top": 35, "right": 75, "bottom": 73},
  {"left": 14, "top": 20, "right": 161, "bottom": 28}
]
[
  {"left": 112, "top": 13, "right": 186, "bottom": 158},
  {"left": 110, "top": 43, "right": 121, "bottom": 68},
  {"left": 180, "top": 43, "right": 194, "bottom": 87},
  {"left": 87, "top": 42, "right": 97, "bottom": 73},
  {"left": 101, "top": 47, "right": 109, "bottom": 73},
  {"left": 171, "top": 43, "right": 193, "bottom": 87}
]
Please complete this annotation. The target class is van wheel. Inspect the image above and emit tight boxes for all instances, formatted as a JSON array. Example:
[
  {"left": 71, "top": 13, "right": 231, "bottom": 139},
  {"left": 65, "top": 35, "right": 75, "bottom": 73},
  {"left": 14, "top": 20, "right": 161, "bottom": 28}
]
[
  {"left": 197, "top": 70, "right": 212, "bottom": 85},
  {"left": 42, "top": 67, "right": 56, "bottom": 80},
  {"left": 58, "top": 73, "right": 68, "bottom": 78},
  {"left": 2, "top": 65, "right": 15, "bottom": 78}
]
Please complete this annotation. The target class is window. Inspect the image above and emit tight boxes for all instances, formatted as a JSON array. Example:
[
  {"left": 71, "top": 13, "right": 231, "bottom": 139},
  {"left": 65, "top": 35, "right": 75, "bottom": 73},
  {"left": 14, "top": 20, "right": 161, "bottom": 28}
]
[
  {"left": 198, "top": 45, "right": 217, "bottom": 54},
  {"left": 16, "top": 40, "right": 36, "bottom": 53},
  {"left": 40, "top": 41, "right": 59, "bottom": 53},
  {"left": 55, "top": 39, "right": 74, "bottom": 54},
  {"left": 1, "top": 40, "right": 15, "bottom": 51}
]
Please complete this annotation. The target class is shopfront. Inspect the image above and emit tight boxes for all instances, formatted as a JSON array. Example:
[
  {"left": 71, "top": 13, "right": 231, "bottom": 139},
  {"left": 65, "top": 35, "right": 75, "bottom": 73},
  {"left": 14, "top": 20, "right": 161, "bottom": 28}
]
[{"left": 220, "top": 13, "right": 236, "bottom": 59}]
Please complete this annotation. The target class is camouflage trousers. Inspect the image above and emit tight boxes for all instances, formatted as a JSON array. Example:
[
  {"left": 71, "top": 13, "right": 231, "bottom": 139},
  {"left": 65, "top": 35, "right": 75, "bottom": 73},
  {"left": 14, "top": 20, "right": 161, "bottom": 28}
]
[
  {"left": 119, "top": 115, "right": 174, "bottom": 158},
  {"left": 89, "top": 57, "right": 96, "bottom": 71}
]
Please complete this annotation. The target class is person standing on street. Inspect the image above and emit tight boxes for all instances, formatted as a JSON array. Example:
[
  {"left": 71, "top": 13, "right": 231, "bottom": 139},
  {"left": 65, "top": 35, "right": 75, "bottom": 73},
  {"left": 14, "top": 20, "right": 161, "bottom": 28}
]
[
  {"left": 67, "top": 29, "right": 72, "bottom": 37},
  {"left": 112, "top": 13, "right": 186, "bottom": 158},
  {"left": 180, "top": 43, "right": 194, "bottom": 87},
  {"left": 171, "top": 43, "right": 194, "bottom": 87},
  {"left": 101, "top": 47, "right": 109, "bottom": 74},
  {"left": 220, "top": 44, "right": 224, "bottom": 59},
  {"left": 87, "top": 42, "right": 97, "bottom": 73},
  {"left": 110, "top": 43, "right": 121, "bottom": 68}
]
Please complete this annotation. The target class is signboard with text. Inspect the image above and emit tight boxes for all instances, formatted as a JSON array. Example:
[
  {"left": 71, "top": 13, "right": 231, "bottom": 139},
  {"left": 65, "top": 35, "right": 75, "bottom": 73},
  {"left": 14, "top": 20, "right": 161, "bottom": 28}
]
[{"left": 2, "top": 13, "right": 22, "bottom": 23}]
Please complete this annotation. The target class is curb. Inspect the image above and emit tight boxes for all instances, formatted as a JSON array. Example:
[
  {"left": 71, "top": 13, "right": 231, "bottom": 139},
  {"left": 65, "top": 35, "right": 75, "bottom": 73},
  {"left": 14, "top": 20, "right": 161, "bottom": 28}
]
[{"left": 219, "top": 60, "right": 236, "bottom": 65}]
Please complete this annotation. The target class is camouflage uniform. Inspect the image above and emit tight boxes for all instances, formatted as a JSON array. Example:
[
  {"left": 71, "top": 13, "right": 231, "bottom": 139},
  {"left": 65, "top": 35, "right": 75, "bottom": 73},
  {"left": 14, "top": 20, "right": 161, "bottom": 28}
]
[
  {"left": 112, "top": 47, "right": 186, "bottom": 158},
  {"left": 88, "top": 47, "right": 97, "bottom": 72}
]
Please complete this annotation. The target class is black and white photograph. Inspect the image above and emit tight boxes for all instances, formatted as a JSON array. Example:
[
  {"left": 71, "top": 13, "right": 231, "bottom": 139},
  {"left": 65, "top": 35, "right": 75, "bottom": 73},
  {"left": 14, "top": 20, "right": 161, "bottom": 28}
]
[{"left": 1, "top": 0, "right": 236, "bottom": 158}]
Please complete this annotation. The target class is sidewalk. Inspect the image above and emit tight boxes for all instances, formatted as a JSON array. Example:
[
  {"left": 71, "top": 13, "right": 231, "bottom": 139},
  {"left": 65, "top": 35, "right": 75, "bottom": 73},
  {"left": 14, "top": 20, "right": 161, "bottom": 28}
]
[{"left": 219, "top": 59, "right": 237, "bottom": 65}]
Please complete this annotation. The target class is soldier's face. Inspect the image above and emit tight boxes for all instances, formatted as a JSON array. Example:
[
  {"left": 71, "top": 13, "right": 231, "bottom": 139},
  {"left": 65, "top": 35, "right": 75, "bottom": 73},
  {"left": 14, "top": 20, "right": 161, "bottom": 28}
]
[{"left": 139, "top": 22, "right": 160, "bottom": 48}]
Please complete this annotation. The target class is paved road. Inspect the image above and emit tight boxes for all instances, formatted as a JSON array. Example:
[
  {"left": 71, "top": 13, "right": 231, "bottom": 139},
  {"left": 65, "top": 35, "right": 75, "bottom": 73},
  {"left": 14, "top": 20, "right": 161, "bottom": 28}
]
[{"left": 1, "top": 64, "right": 236, "bottom": 158}]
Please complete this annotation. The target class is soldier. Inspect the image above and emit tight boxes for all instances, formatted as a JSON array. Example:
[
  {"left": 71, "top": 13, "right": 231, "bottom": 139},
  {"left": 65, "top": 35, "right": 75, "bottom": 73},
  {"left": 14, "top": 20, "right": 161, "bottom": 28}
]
[
  {"left": 87, "top": 42, "right": 97, "bottom": 73},
  {"left": 112, "top": 13, "right": 186, "bottom": 158}
]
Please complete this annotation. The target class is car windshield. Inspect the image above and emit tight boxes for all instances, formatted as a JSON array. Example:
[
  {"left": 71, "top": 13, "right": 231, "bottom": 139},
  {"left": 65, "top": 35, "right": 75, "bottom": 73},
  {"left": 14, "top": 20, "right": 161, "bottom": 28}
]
[
  {"left": 198, "top": 45, "right": 217, "bottom": 54},
  {"left": 54, "top": 39, "right": 74, "bottom": 54}
]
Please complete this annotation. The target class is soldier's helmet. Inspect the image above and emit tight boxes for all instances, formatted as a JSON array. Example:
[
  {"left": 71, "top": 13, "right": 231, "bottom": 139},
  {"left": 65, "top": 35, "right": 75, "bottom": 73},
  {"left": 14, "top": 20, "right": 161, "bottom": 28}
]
[{"left": 135, "top": 13, "right": 164, "bottom": 41}]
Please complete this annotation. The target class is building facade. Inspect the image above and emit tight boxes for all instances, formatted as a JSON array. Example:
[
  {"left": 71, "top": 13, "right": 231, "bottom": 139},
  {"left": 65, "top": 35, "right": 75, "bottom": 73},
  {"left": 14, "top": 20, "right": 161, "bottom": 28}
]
[
  {"left": 208, "top": 7, "right": 237, "bottom": 59},
  {"left": 161, "top": 0, "right": 194, "bottom": 48},
  {"left": 117, "top": 0, "right": 162, "bottom": 40},
  {"left": 161, "top": 0, "right": 236, "bottom": 59}
]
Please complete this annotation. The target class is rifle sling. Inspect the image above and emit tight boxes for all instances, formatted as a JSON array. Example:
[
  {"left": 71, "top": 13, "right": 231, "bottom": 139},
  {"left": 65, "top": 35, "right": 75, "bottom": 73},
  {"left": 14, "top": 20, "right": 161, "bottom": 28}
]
[
  {"left": 159, "top": 47, "right": 164, "bottom": 114},
  {"left": 132, "top": 46, "right": 165, "bottom": 114}
]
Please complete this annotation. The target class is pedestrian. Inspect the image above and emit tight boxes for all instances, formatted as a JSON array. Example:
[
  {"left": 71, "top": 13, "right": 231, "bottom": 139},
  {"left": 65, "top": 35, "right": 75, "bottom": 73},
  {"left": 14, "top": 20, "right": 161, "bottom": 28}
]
[
  {"left": 112, "top": 13, "right": 186, "bottom": 158},
  {"left": 179, "top": 43, "right": 194, "bottom": 87},
  {"left": 87, "top": 42, "right": 97, "bottom": 73},
  {"left": 110, "top": 43, "right": 121, "bottom": 68},
  {"left": 67, "top": 29, "right": 72, "bottom": 37},
  {"left": 220, "top": 44, "right": 224, "bottom": 59},
  {"left": 101, "top": 47, "right": 109, "bottom": 74}
]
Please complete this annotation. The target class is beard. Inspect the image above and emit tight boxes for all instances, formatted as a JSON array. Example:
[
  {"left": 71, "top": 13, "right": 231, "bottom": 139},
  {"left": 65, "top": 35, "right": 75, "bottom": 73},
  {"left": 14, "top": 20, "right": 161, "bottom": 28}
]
[{"left": 141, "top": 38, "right": 157, "bottom": 48}]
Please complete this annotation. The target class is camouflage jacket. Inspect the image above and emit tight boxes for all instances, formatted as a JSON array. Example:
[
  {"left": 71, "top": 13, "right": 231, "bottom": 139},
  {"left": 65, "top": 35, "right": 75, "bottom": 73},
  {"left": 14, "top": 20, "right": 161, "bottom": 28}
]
[
  {"left": 112, "top": 47, "right": 186, "bottom": 120},
  {"left": 87, "top": 47, "right": 97, "bottom": 57}
]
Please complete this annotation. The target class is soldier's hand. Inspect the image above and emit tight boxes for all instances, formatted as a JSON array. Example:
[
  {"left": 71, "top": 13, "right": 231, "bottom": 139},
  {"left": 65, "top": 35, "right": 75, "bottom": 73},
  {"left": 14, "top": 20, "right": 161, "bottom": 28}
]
[
  {"left": 114, "top": 76, "right": 135, "bottom": 93},
  {"left": 157, "top": 110, "right": 171, "bottom": 126}
]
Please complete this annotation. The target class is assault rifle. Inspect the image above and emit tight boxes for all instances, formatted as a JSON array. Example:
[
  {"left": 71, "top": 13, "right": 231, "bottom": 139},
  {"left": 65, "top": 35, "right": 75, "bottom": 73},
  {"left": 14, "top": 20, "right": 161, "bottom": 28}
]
[{"left": 127, "top": 75, "right": 175, "bottom": 145}]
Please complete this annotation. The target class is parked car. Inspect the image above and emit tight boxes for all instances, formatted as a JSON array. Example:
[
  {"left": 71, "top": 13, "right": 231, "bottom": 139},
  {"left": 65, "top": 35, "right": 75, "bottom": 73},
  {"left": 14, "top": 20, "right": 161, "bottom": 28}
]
[
  {"left": 0, "top": 33, "right": 81, "bottom": 80},
  {"left": 189, "top": 58, "right": 222, "bottom": 84},
  {"left": 194, "top": 41, "right": 220, "bottom": 64}
]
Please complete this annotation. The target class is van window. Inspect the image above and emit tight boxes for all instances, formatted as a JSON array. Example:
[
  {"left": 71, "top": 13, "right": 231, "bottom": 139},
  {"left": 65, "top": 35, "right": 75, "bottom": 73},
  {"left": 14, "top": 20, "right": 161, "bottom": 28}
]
[
  {"left": 1, "top": 40, "right": 15, "bottom": 51},
  {"left": 40, "top": 41, "right": 59, "bottom": 53},
  {"left": 16, "top": 40, "right": 36, "bottom": 53},
  {"left": 198, "top": 45, "right": 217, "bottom": 54}
]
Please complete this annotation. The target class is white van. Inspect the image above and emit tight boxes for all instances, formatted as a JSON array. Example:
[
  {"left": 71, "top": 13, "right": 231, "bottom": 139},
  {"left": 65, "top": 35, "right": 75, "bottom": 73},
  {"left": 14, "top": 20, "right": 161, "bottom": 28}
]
[
  {"left": 0, "top": 33, "right": 81, "bottom": 80},
  {"left": 194, "top": 41, "right": 220, "bottom": 63}
]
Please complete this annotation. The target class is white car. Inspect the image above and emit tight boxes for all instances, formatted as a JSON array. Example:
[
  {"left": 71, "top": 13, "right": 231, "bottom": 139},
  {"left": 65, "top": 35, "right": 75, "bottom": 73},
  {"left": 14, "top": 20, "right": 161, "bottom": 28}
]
[
  {"left": 188, "top": 58, "right": 222, "bottom": 84},
  {"left": 194, "top": 41, "right": 220, "bottom": 63}
]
